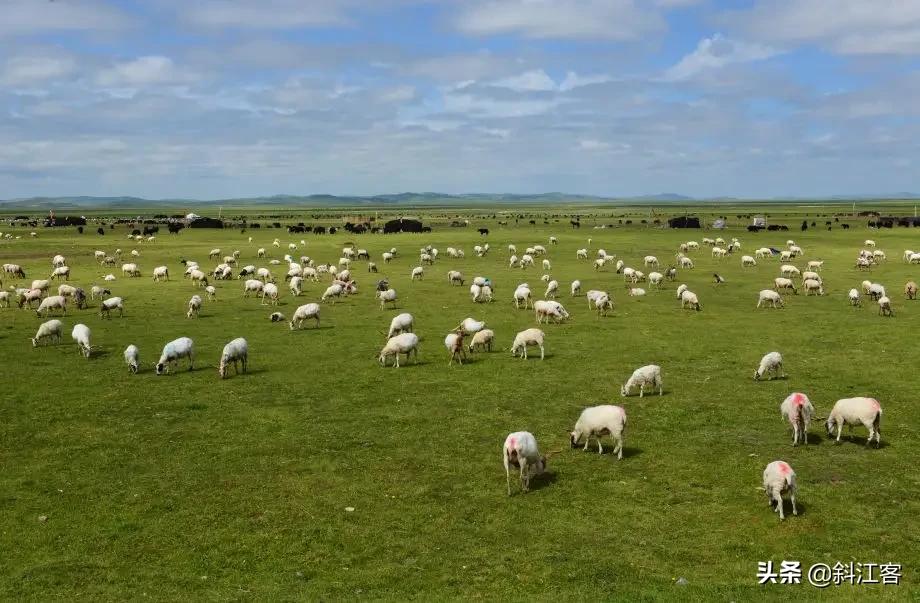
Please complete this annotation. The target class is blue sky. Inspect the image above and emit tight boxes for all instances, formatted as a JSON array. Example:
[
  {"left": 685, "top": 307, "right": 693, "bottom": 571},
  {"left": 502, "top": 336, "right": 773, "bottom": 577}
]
[{"left": 1, "top": 0, "right": 918, "bottom": 199}]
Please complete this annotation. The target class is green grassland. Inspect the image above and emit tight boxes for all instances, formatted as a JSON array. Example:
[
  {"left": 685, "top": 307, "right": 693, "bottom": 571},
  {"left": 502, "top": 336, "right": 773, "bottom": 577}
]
[{"left": 1, "top": 206, "right": 918, "bottom": 601}]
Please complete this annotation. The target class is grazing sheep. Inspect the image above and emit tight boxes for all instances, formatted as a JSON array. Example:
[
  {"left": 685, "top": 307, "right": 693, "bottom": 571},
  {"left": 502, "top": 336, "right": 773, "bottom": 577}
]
[
  {"left": 187, "top": 295, "right": 202, "bottom": 318},
  {"left": 665, "top": 267, "right": 677, "bottom": 281},
  {"left": 826, "top": 397, "right": 882, "bottom": 447},
  {"left": 50, "top": 266, "right": 70, "bottom": 281},
  {"left": 570, "top": 280, "right": 581, "bottom": 296},
  {"left": 762, "top": 461, "right": 798, "bottom": 520},
  {"left": 621, "top": 365, "right": 663, "bottom": 397},
  {"left": 503, "top": 431, "right": 547, "bottom": 495},
  {"left": 754, "top": 351, "right": 784, "bottom": 381},
  {"left": 32, "top": 319, "right": 63, "bottom": 347},
  {"left": 570, "top": 405, "right": 626, "bottom": 459},
  {"left": 511, "top": 328, "right": 545, "bottom": 360},
  {"left": 124, "top": 344, "right": 139, "bottom": 374},
  {"left": 741, "top": 255, "right": 757, "bottom": 267},
  {"left": 156, "top": 337, "right": 194, "bottom": 374},
  {"left": 468, "top": 328, "right": 494, "bottom": 352},
  {"left": 90, "top": 286, "right": 111, "bottom": 300},
  {"left": 36, "top": 295, "right": 67, "bottom": 317},
  {"left": 513, "top": 284, "right": 532, "bottom": 309},
  {"left": 780, "top": 264, "right": 800, "bottom": 278},
  {"left": 905, "top": 281, "right": 918, "bottom": 300},
  {"left": 848, "top": 288, "right": 861, "bottom": 307},
  {"left": 680, "top": 290, "right": 701, "bottom": 311},
  {"left": 0, "top": 291, "right": 10, "bottom": 308},
  {"left": 544, "top": 280, "right": 559, "bottom": 299},
  {"left": 411, "top": 266, "right": 424, "bottom": 280},
  {"left": 757, "top": 289, "right": 784, "bottom": 308},
  {"left": 534, "top": 300, "right": 569, "bottom": 323},
  {"left": 774, "top": 277, "right": 797, "bottom": 295},
  {"left": 594, "top": 293, "right": 614, "bottom": 315},
  {"left": 628, "top": 287, "right": 646, "bottom": 297},
  {"left": 100, "top": 296, "right": 125, "bottom": 319},
  {"left": 676, "top": 284, "right": 688, "bottom": 299},
  {"left": 593, "top": 258, "right": 607, "bottom": 271},
  {"left": 868, "top": 283, "right": 886, "bottom": 301},
  {"left": 542, "top": 259, "right": 552, "bottom": 271},
  {"left": 444, "top": 330, "right": 466, "bottom": 365},
  {"left": 643, "top": 255, "right": 659, "bottom": 267},
  {"left": 648, "top": 272, "right": 663, "bottom": 288},
  {"left": 152, "top": 266, "right": 170, "bottom": 281},
  {"left": 806, "top": 260, "right": 824, "bottom": 271},
  {"left": 576, "top": 248, "right": 588, "bottom": 260},
  {"left": 17, "top": 288, "right": 43, "bottom": 309},
  {"left": 864, "top": 239, "right": 876, "bottom": 247},
  {"left": 679, "top": 256, "right": 694, "bottom": 269},
  {"left": 878, "top": 296, "right": 894, "bottom": 316},
  {"left": 448, "top": 270, "right": 464, "bottom": 286},
  {"left": 270, "top": 311, "right": 286, "bottom": 322},
  {"left": 289, "top": 303, "right": 320, "bottom": 329},
  {"left": 780, "top": 393, "right": 814, "bottom": 446},
  {"left": 71, "top": 324, "right": 92, "bottom": 358},
  {"left": 387, "top": 313, "right": 414, "bottom": 338},
  {"left": 261, "top": 282, "right": 280, "bottom": 306},
  {"left": 377, "top": 288, "right": 398, "bottom": 309},
  {"left": 121, "top": 263, "right": 140, "bottom": 277},
  {"left": 51, "top": 254, "right": 66, "bottom": 267},
  {"left": 458, "top": 317, "right": 485, "bottom": 335},
  {"left": 378, "top": 333, "right": 419, "bottom": 367},
  {"left": 31, "top": 279, "right": 50, "bottom": 293},
  {"left": 218, "top": 338, "right": 249, "bottom": 378},
  {"left": 189, "top": 269, "right": 208, "bottom": 287},
  {"left": 803, "top": 278, "right": 824, "bottom": 296}
]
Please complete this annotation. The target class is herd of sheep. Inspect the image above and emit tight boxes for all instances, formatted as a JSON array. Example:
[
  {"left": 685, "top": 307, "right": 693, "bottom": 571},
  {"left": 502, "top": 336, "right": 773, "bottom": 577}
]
[{"left": 1, "top": 229, "right": 899, "bottom": 516}]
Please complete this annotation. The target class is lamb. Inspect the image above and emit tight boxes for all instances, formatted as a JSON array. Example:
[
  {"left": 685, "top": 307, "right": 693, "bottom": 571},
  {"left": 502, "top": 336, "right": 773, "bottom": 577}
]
[
  {"left": 826, "top": 397, "right": 882, "bottom": 447},
  {"left": 620, "top": 365, "right": 663, "bottom": 397},
  {"left": 864, "top": 239, "right": 876, "bottom": 247},
  {"left": 208, "top": 248, "right": 222, "bottom": 259},
  {"left": 238, "top": 265, "right": 256, "bottom": 278},
  {"left": 542, "top": 259, "right": 552, "bottom": 271},
  {"left": 503, "top": 431, "right": 547, "bottom": 495},
  {"left": 570, "top": 405, "right": 626, "bottom": 459},
  {"left": 256, "top": 267, "right": 274, "bottom": 283},
  {"left": 289, "top": 303, "right": 321, "bottom": 329},
  {"left": 762, "top": 461, "right": 798, "bottom": 520},
  {"left": 187, "top": 295, "right": 202, "bottom": 318},
  {"left": 848, "top": 288, "right": 861, "bottom": 307},
  {"left": 388, "top": 312, "right": 414, "bottom": 338},
  {"left": 534, "top": 300, "right": 569, "bottom": 323},
  {"left": 382, "top": 251, "right": 394, "bottom": 263},
  {"left": 680, "top": 289, "right": 701, "bottom": 311},
  {"left": 218, "top": 338, "right": 249, "bottom": 378},
  {"left": 754, "top": 351, "right": 785, "bottom": 380},
  {"left": 261, "top": 282, "right": 280, "bottom": 305},
  {"left": 570, "top": 280, "right": 581, "bottom": 296},
  {"left": 156, "top": 337, "right": 194, "bottom": 374},
  {"left": 378, "top": 333, "right": 419, "bottom": 367},
  {"left": 593, "top": 258, "right": 606, "bottom": 271},
  {"left": 100, "top": 296, "right": 125, "bottom": 318},
  {"left": 378, "top": 288, "right": 398, "bottom": 309},
  {"left": 36, "top": 295, "right": 67, "bottom": 317},
  {"left": 576, "top": 248, "right": 588, "bottom": 260},
  {"left": 32, "top": 319, "right": 63, "bottom": 347},
  {"left": 803, "top": 279, "right": 824, "bottom": 296},
  {"left": 757, "top": 289, "right": 784, "bottom": 308},
  {"left": 444, "top": 330, "right": 466, "bottom": 365},
  {"left": 31, "top": 279, "right": 50, "bottom": 293},
  {"left": 513, "top": 284, "right": 532, "bottom": 309},
  {"left": 124, "top": 344, "right": 139, "bottom": 374},
  {"left": 509, "top": 255, "right": 520, "bottom": 268},
  {"left": 878, "top": 296, "right": 893, "bottom": 316},
  {"left": 905, "top": 281, "right": 918, "bottom": 300},
  {"left": 71, "top": 324, "right": 92, "bottom": 358},
  {"left": 544, "top": 280, "right": 559, "bottom": 299},
  {"left": 801, "top": 271, "right": 821, "bottom": 284},
  {"left": 468, "top": 328, "right": 494, "bottom": 353},
  {"left": 780, "top": 393, "right": 815, "bottom": 446},
  {"left": 511, "top": 328, "right": 545, "bottom": 360},
  {"left": 152, "top": 266, "right": 170, "bottom": 281},
  {"left": 629, "top": 287, "right": 646, "bottom": 297},
  {"left": 448, "top": 270, "right": 464, "bottom": 286}
]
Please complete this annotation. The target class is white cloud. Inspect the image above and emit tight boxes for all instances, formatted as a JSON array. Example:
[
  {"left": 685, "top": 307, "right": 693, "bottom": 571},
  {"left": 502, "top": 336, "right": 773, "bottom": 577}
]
[
  {"left": 490, "top": 69, "right": 556, "bottom": 91},
  {"left": 1, "top": 55, "right": 76, "bottom": 86},
  {"left": 96, "top": 56, "right": 196, "bottom": 88},
  {"left": 442, "top": 92, "right": 561, "bottom": 118},
  {"left": 181, "top": 0, "right": 351, "bottom": 29},
  {"left": 0, "top": 0, "right": 131, "bottom": 36},
  {"left": 723, "top": 0, "right": 920, "bottom": 56},
  {"left": 406, "top": 52, "right": 524, "bottom": 82},
  {"left": 455, "top": 0, "right": 664, "bottom": 41},
  {"left": 559, "top": 71, "right": 613, "bottom": 91},
  {"left": 579, "top": 139, "right": 611, "bottom": 150},
  {"left": 663, "top": 34, "right": 777, "bottom": 81}
]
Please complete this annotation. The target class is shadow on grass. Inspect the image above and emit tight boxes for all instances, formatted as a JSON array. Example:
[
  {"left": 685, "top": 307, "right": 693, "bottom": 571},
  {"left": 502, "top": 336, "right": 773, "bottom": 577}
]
[
  {"left": 527, "top": 470, "right": 559, "bottom": 492},
  {"left": 830, "top": 434, "right": 888, "bottom": 449},
  {"left": 289, "top": 325, "right": 335, "bottom": 331},
  {"left": 770, "top": 498, "right": 807, "bottom": 519}
]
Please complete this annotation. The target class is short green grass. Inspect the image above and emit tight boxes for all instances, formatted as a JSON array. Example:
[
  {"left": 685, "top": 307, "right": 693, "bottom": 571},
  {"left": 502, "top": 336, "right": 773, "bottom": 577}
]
[{"left": 1, "top": 209, "right": 918, "bottom": 601}]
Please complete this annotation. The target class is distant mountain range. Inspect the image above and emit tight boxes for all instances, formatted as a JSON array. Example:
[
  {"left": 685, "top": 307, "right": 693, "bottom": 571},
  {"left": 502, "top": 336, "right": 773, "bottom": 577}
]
[{"left": 0, "top": 192, "right": 918, "bottom": 210}]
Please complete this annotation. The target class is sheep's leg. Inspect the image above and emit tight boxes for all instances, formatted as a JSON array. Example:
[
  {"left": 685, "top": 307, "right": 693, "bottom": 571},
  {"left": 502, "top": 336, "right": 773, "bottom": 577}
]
[
  {"left": 506, "top": 463, "right": 512, "bottom": 496},
  {"left": 615, "top": 437, "right": 623, "bottom": 459},
  {"left": 539, "top": 345, "right": 544, "bottom": 360},
  {"left": 775, "top": 493, "right": 785, "bottom": 520},
  {"left": 639, "top": 384, "right": 644, "bottom": 398},
  {"left": 790, "top": 492, "right": 798, "bottom": 515},
  {"left": 520, "top": 460, "right": 529, "bottom": 492},
  {"left": 597, "top": 438, "right": 603, "bottom": 454},
  {"left": 583, "top": 438, "right": 590, "bottom": 451}
]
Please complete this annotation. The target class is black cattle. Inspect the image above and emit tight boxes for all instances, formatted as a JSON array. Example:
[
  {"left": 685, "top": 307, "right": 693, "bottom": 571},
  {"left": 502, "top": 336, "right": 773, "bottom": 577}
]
[
  {"left": 329, "top": 227, "right": 338, "bottom": 234},
  {"left": 383, "top": 218, "right": 423, "bottom": 233},
  {"left": 168, "top": 223, "right": 185, "bottom": 234},
  {"left": 288, "top": 225, "right": 307, "bottom": 233},
  {"left": 97, "top": 227, "right": 105, "bottom": 235},
  {"left": 842, "top": 224, "right": 850, "bottom": 229},
  {"left": 478, "top": 228, "right": 489, "bottom": 235},
  {"left": 313, "top": 226, "right": 326, "bottom": 234}
]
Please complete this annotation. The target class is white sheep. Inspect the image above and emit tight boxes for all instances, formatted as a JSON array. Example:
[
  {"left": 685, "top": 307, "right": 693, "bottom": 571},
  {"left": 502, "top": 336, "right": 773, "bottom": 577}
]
[
  {"left": 218, "top": 338, "right": 249, "bottom": 378},
  {"left": 124, "top": 344, "right": 139, "bottom": 374},
  {"left": 544, "top": 280, "right": 559, "bottom": 299},
  {"left": 621, "top": 365, "right": 662, "bottom": 397},
  {"left": 594, "top": 293, "right": 613, "bottom": 315},
  {"left": 754, "top": 351, "right": 784, "bottom": 380},
  {"left": 676, "top": 283, "right": 688, "bottom": 299},
  {"left": 503, "top": 431, "right": 547, "bottom": 495},
  {"left": 90, "top": 286, "right": 111, "bottom": 300},
  {"left": 411, "top": 266, "right": 424, "bottom": 280},
  {"left": 847, "top": 288, "right": 861, "bottom": 307},
  {"left": 803, "top": 278, "right": 824, "bottom": 296},
  {"left": 868, "top": 283, "right": 886, "bottom": 300},
  {"left": 36, "top": 295, "right": 67, "bottom": 317},
  {"left": 648, "top": 272, "right": 663, "bottom": 288},
  {"left": 32, "top": 319, "right": 63, "bottom": 347},
  {"left": 50, "top": 266, "right": 70, "bottom": 281},
  {"left": 468, "top": 328, "right": 494, "bottom": 352},
  {"left": 458, "top": 317, "right": 485, "bottom": 335},
  {"left": 511, "top": 328, "right": 544, "bottom": 360},
  {"left": 680, "top": 289, "right": 701, "bottom": 311},
  {"left": 806, "top": 260, "right": 824, "bottom": 271},
  {"left": 534, "top": 300, "right": 569, "bottom": 323},
  {"left": 387, "top": 312, "right": 414, "bottom": 338},
  {"left": 629, "top": 287, "right": 646, "bottom": 297},
  {"left": 570, "top": 280, "right": 581, "bottom": 296},
  {"left": 780, "top": 393, "right": 814, "bottom": 446},
  {"left": 448, "top": 270, "right": 464, "bottom": 286},
  {"left": 576, "top": 248, "right": 588, "bottom": 260},
  {"left": 152, "top": 266, "right": 170, "bottom": 281},
  {"left": 878, "top": 295, "right": 893, "bottom": 316},
  {"left": 378, "top": 333, "right": 419, "bottom": 367},
  {"left": 826, "top": 397, "right": 882, "bottom": 447},
  {"left": 757, "top": 289, "right": 784, "bottom": 308},
  {"left": 513, "top": 284, "right": 532, "bottom": 309},
  {"left": 71, "top": 324, "right": 92, "bottom": 358},
  {"left": 290, "top": 303, "right": 321, "bottom": 329},
  {"left": 189, "top": 269, "right": 208, "bottom": 287},
  {"left": 774, "top": 277, "right": 797, "bottom": 295},
  {"left": 570, "top": 405, "right": 626, "bottom": 459},
  {"left": 187, "top": 295, "right": 202, "bottom": 318},
  {"left": 155, "top": 337, "right": 194, "bottom": 374},
  {"left": 378, "top": 288, "right": 398, "bottom": 309},
  {"left": 100, "top": 296, "right": 124, "bottom": 319},
  {"left": 444, "top": 330, "right": 466, "bottom": 365},
  {"left": 121, "top": 263, "right": 140, "bottom": 277},
  {"left": 261, "top": 282, "right": 280, "bottom": 305},
  {"left": 205, "top": 285, "right": 217, "bottom": 301},
  {"left": 762, "top": 461, "right": 798, "bottom": 520}
]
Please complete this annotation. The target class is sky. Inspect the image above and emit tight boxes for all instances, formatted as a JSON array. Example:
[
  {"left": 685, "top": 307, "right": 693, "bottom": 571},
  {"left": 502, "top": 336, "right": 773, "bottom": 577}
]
[{"left": 1, "top": 0, "right": 919, "bottom": 199}]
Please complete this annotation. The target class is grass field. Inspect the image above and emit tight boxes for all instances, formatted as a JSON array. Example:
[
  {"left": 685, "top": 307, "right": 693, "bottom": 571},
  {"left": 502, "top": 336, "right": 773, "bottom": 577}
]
[{"left": 1, "top": 206, "right": 918, "bottom": 601}]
